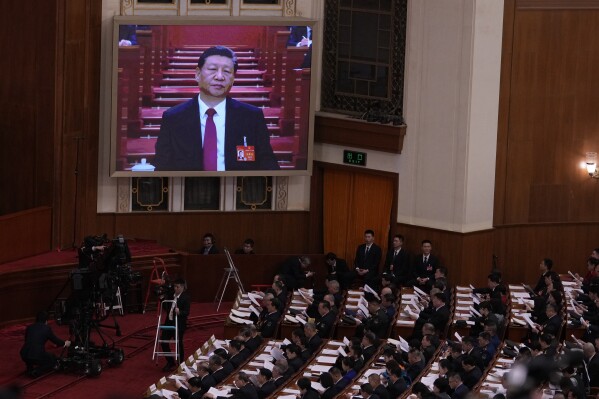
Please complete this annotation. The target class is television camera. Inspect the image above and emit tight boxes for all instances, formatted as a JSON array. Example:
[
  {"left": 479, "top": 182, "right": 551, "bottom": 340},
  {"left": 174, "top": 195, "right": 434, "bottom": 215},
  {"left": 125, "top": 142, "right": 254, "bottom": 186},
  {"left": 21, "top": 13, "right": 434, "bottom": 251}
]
[{"left": 52, "top": 234, "right": 141, "bottom": 376}]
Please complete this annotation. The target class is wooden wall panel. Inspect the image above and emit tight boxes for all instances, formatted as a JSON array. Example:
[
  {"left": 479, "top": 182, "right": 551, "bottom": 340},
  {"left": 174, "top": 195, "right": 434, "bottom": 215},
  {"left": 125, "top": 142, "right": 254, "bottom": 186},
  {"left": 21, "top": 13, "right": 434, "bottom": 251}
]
[
  {"left": 0, "top": 2, "right": 57, "bottom": 215},
  {"left": 0, "top": 207, "right": 52, "bottom": 264},
  {"left": 184, "top": 254, "right": 329, "bottom": 303},
  {"left": 396, "top": 224, "right": 494, "bottom": 288},
  {"left": 495, "top": 0, "right": 599, "bottom": 225},
  {"left": 91, "top": 211, "right": 312, "bottom": 255}
]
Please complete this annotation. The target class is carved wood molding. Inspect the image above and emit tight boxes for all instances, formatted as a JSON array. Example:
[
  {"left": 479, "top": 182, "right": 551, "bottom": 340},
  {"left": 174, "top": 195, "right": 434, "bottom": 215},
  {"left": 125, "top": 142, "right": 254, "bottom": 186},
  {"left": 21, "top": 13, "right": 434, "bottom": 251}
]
[
  {"left": 315, "top": 115, "right": 407, "bottom": 154},
  {"left": 275, "top": 176, "right": 289, "bottom": 210}
]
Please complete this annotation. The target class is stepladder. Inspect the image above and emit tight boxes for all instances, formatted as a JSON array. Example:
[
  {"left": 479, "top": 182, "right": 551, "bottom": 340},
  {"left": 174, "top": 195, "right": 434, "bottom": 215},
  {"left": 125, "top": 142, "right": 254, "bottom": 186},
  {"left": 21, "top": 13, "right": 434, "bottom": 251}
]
[{"left": 152, "top": 299, "right": 178, "bottom": 364}]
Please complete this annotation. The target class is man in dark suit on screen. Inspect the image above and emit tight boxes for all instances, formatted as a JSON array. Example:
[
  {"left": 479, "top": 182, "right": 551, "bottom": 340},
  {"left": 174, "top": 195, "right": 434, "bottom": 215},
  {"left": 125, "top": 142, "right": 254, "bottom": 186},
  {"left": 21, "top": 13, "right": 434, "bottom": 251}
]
[{"left": 154, "top": 46, "right": 279, "bottom": 171}]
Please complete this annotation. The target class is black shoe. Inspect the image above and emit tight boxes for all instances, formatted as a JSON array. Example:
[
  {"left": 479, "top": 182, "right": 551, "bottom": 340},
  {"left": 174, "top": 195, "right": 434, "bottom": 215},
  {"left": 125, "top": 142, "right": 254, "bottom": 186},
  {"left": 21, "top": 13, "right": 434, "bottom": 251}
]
[{"left": 162, "top": 363, "right": 175, "bottom": 372}]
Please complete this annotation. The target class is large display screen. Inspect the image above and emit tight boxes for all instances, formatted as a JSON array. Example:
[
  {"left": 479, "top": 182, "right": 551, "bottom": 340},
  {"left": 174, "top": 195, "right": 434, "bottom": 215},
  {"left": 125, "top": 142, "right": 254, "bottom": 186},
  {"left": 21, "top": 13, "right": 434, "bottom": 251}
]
[{"left": 110, "top": 17, "right": 316, "bottom": 176}]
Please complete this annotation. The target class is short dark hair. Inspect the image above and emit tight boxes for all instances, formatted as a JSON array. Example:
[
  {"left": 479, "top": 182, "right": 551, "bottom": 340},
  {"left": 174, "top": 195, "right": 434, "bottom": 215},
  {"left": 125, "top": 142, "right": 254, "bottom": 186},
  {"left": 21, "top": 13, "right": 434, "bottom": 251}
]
[
  {"left": 173, "top": 278, "right": 186, "bottom": 287},
  {"left": 488, "top": 273, "right": 501, "bottom": 283},
  {"left": 342, "top": 357, "right": 355, "bottom": 369},
  {"left": 319, "top": 372, "right": 333, "bottom": 388},
  {"left": 259, "top": 368, "right": 272, "bottom": 379},
  {"left": 197, "top": 46, "right": 238, "bottom": 71},
  {"left": 478, "top": 332, "right": 491, "bottom": 342},
  {"left": 390, "top": 368, "right": 404, "bottom": 378},
  {"left": 433, "top": 292, "right": 446, "bottom": 303},
  {"left": 297, "top": 377, "right": 311, "bottom": 390},
  {"left": 363, "top": 332, "right": 376, "bottom": 344},
  {"left": 479, "top": 301, "right": 493, "bottom": 311},
  {"left": 364, "top": 229, "right": 375, "bottom": 236},
  {"left": 285, "top": 344, "right": 301, "bottom": 356},
  {"left": 360, "top": 383, "right": 374, "bottom": 394},
  {"left": 435, "top": 266, "right": 448, "bottom": 276},
  {"left": 319, "top": 300, "right": 331, "bottom": 310},
  {"left": 237, "top": 372, "right": 250, "bottom": 383},
  {"left": 244, "top": 238, "right": 254, "bottom": 246},
  {"left": 434, "top": 377, "right": 450, "bottom": 393},
  {"left": 543, "top": 258, "right": 553, "bottom": 270},
  {"left": 188, "top": 377, "right": 202, "bottom": 388},
  {"left": 393, "top": 234, "right": 404, "bottom": 241},
  {"left": 422, "top": 239, "right": 432, "bottom": 245},
  {"left": 203, "top": 232, "right": 215, "bottom": 242},
  {"left": 325, "top": 252, "right": 337, "bottom": 261},
  {"left": 229, "top": 339, "right": 242, "bottom": 351},
  {"left": 35, "top": 310, "right": 48, "bottom": 323}
]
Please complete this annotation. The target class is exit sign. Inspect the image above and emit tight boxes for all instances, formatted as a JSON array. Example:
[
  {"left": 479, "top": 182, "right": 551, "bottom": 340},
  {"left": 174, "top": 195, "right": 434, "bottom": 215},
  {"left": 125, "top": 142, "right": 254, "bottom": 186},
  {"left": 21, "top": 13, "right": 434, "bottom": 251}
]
[{"left": 343, "top": 150, "right": 367, "bottom": 166}]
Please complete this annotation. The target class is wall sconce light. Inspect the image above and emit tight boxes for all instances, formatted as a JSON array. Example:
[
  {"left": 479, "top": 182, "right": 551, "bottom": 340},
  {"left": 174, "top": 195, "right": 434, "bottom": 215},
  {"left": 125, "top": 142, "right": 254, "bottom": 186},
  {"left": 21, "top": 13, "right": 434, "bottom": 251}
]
[{"left": 586, "top": 152, "right": 599, "bottom": 179}]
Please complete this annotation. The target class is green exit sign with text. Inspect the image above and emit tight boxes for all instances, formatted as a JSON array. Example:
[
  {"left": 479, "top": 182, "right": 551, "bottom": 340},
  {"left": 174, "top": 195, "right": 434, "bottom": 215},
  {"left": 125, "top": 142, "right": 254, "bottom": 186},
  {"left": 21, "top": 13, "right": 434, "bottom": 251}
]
[{"left": 343, "top": 150, "right": 367, "bottom": 166}]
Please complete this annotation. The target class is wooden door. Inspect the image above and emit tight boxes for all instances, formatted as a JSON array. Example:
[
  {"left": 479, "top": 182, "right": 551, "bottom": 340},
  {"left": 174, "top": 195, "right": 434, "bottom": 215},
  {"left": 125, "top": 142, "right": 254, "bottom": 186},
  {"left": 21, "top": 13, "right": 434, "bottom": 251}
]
[{"left": 323, "top": 168, "right": 395, "bottom": 269}]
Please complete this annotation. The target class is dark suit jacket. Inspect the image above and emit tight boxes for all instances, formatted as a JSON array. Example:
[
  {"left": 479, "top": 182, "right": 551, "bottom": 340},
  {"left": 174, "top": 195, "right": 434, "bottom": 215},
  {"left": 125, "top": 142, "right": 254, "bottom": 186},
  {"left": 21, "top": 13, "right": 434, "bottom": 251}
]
[
  {"left": 154, "top": 95, "right": 279, "bottom": 171},
  {"left": 230, "top": 351, "right": 248, "bottom": 368},
  {"left": 20, "top": 322, "right": 65, "bottom": 361},
  {"left": 300, "top": 388, "right": 320, "bottom": 399},
  {"left": 199, "top": 245, "right": 219, "bottom": 255},
  {"left": 420, "top": 304, "right": 450, "bottom": 333},
  {"left": 451, "top": 383, "right": 469, "bottom": 399},
  {"left": 384, "top": 248, "right": 411, "bottom": 283},
  {"left": 327, "top": 258, "right": 349, "bottom": 282},
  {"left": 374, "top": 384, "right": 390, "bottom": 399},
  {"left": 386, "top": 378, "right": 408, "bottom": 399},
  {"left": 316, "top": 310, "right": 336, "bottom": 338},
  {"left": 163, "top": 291, "right": 191, "bottom": 332},
  {"left": 462, "top": 366, "right": 483, "bottom": 390},
  {"left": 362, "top": 345, "right": 377, "bottom": 362},
  {"left": 542, "top": 314, "right": 563, "bottom": 337},
  {"left": 287, "top": 26, "right": 310, "bottom": 46},
  {"left": 228, "top": 384, "right": 259, "bottom": 399},
  {"left": 177, "top": 387, "right": 204, "bottom": 399},
  {"left": 211, "top": 367, "right": 229, "bottom": 384},
  {"left": 257, "top": 380, "right": 276, "bottom": 399},
  {"left": 279, "top": 257, "right": 307, "bottom": 290},
  {"left": 258, "top": 311, "right": 280, "bottom": 338},
  {"left": 354, "top": 243, "right": 382, "bottom": 275},
  {"left": 245, "top": 335, "right": 263, "bottom": 353},
  {"left": 307, "top": 333, "right": 323, "bottom": 354},
  {"left": 412, "top": 253, "right": 440, "bottom": 280}
]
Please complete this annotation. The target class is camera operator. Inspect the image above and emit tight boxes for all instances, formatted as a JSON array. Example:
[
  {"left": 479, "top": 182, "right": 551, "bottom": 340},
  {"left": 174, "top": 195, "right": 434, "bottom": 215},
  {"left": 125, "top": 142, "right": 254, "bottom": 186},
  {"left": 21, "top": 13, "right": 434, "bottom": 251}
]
[
  {"left": 78, "top": 235, "right": 107, "bottom": 269},
  {"left": 161, "top": 278, "right": 190, "bottom": 372},
  {"left": 20, "top": 311, "right": 71, "bottom": 377}
]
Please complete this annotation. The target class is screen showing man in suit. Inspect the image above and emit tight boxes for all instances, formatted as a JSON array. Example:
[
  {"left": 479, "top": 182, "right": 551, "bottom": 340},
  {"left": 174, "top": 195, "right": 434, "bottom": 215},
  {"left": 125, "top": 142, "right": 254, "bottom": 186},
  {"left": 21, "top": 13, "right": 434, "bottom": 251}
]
[{"left": 154, "top": 46, "right": 279, "bottom": 171}]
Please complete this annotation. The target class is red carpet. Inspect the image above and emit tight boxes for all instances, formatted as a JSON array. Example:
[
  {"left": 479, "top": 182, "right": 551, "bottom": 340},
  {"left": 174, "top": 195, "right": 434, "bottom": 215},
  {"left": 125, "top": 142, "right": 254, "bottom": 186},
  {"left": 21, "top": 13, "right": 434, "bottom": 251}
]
[{"left": 0, "top": 302, "right": 231, "bottom": 398}]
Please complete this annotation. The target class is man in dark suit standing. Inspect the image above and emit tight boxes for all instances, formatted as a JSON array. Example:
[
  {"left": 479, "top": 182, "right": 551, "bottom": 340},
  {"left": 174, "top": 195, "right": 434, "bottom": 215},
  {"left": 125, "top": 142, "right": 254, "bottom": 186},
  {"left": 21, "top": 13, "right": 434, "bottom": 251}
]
[
  {"left": 20, "top": 311, "right": 71, "bottom": 377},
  {"left": 410, "top": 240, "right": 440, "bottom": 291},
  {"left": 383, "top": 234, "right": 411, "bottom": 286},
  {"left": 154, "top": 45, "right": 279, "bottom": 171},
  {"left": 160, "top": 278, "right": 191, "bottom": 371},
  {"left": 351, "top": 229, "right": 382, "bottom": 288}
]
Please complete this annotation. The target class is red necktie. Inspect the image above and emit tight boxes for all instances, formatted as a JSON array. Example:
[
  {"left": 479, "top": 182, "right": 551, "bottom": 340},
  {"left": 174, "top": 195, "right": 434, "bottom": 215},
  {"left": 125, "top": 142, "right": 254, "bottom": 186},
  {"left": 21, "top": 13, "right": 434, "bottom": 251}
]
[{"left": 203, "top": 108, "right": 217, "bottom": 171}]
